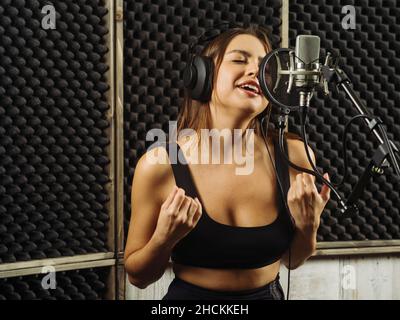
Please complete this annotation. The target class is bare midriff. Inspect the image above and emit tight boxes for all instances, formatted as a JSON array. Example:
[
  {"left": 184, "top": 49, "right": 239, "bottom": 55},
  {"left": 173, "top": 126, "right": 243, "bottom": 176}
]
[{"left": 172, "top": 260, "right": 281, "bottom": 291}]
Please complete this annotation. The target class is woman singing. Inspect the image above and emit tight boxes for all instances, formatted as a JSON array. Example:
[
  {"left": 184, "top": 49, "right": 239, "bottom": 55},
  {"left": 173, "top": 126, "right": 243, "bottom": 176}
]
[{"left": 124, "top": 24, "right": 331, "bottom": 300}]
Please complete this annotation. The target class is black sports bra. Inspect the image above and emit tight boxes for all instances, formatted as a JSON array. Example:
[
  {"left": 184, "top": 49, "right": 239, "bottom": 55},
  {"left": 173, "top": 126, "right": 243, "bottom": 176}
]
[{"left": 164, "top": 136, "right": 295, "bottom": 269}]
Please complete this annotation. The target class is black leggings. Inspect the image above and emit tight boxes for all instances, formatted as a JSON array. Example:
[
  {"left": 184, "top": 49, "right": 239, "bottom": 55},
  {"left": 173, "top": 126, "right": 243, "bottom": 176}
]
[{"left": 162, "top": 273, "right": 285, "bottom": 300}]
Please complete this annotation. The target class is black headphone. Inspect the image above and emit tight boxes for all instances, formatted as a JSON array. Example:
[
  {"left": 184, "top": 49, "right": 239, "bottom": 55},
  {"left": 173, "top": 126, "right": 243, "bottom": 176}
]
[{"left": 183, "top": 22, "right": 243, "bottom": 103}]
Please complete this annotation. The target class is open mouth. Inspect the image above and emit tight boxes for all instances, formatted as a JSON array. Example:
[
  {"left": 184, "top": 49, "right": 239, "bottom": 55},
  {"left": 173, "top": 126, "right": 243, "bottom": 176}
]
[
  {"left": 237, "top": 82, "right": 261, "bottom": 96},
  {"left": 237, "top": 85, "right": 260, "bottom": 96}
]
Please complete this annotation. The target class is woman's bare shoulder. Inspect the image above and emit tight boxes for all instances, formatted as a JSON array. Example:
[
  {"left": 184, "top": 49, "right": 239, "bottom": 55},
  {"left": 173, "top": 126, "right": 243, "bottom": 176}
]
[
  {"left": 285, "top": 133, "right": 316, "bottom": 176},
  {"left": 136, "top": 145, "right": 172, "bottom": 172},
  {"left": 132, "top": 145, "right": 175, "bottom": 201}
]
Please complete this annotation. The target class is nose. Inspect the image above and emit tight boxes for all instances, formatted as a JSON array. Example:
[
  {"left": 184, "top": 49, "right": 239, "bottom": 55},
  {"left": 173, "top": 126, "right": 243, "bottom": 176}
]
[{"left": 246, "top": 60, "right": 260, "bottom": 77}]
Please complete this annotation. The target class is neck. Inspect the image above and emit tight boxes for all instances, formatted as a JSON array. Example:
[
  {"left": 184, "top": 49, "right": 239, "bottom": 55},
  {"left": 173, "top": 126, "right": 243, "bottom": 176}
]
[
  {"left": 209, "top": 102, "right": 255, "bottom": 133},
  {"left": 177, "top": 104, "right": 269, "bottom": 165}
]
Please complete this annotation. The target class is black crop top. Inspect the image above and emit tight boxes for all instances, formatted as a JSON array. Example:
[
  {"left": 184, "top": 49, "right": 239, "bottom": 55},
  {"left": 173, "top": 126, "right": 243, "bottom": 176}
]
[{"left": 164, "top": 136, "right": 296, "bottom": 269}]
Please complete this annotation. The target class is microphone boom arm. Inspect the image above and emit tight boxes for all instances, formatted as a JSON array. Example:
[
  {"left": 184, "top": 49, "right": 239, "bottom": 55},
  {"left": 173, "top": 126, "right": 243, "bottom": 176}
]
[{"left": 322, "top": 63, "right": 400, "bottom": 215}]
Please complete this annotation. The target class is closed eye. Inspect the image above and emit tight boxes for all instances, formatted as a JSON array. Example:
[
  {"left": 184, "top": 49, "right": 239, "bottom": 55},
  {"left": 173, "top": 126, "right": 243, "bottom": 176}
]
[{"left": 232, "top": 60, "right": 246, "bottom": 63}]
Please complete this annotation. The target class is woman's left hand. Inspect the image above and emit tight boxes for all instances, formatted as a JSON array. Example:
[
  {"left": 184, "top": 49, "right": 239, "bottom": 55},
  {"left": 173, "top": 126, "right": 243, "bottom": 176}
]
[{"left": 287, "top": 172, "right": 331, "bottom": 233}]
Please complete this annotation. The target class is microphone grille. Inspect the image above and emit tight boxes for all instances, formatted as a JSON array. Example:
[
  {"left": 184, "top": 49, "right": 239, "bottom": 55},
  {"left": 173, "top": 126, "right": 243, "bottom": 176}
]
[{"left": 295, "top": 35, "right": 320, "bottom": 65}]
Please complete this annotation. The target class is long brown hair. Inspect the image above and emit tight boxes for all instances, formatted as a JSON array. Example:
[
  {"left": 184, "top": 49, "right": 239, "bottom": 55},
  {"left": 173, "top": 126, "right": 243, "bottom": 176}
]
[{"left": 176, "top": 25, "right": 300, "bottom": 147}]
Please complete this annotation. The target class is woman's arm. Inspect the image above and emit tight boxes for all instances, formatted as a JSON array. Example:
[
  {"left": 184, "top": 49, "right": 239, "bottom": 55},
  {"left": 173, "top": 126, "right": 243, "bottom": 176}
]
[
  {"left": 124, "top": 147, "right": 202, "bottom": 289},
  {"left": 281, "top": 227, "right": 317, "bottom": 270},
  {"left": 281, "top": 139, "right": 330, "bottom": 270},
  {"left": 124, "top": 147, "right": 172, "bottom": 289},
  {"left": 125, "top": 232, "right": 175, "bottom": 289}
]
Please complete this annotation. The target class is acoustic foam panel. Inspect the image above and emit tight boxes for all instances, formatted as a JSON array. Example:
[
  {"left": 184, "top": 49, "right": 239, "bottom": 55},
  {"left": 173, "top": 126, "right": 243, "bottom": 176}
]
[
  {"left": 0, "top": 267, "right": 109, "bottom": 300},
  {"left": 0, "top": 0, "right": 111, "bottom": 263},
  {"left": 124, "top": 0, "right": 283, "bottom": 236},
  {"left": 289, "top": 0, "right": 400, "bottom": 240}
]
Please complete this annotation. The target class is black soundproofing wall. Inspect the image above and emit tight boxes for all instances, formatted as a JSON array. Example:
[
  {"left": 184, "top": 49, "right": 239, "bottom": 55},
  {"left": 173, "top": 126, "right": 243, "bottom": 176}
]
[
  {"left": 289, "top": 0, "right": 400, "bottom": 241},
  {"left": 123, "top": 0, "right": 283, "bottom": 236},
  {"left": 0, "top": 267, "right": 109, "bottom": 300},
  {"left": 0, "top": 0, "right": 111, "bottom": 268}
]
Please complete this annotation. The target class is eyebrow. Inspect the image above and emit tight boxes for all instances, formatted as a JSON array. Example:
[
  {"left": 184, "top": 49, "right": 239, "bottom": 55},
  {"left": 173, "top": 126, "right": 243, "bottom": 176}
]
[{"left": 226, "top": 50, "right": 264, "bottom": 62}]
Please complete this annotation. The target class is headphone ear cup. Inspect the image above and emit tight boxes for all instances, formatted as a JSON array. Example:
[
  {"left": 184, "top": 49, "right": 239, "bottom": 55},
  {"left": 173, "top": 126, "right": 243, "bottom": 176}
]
[
  {"left": 201, "top": 56, "right": 214, "bottom": 102},
  {"left": 183, "top": 59, "right": 197, "bottom": 90},
  {"left": 185, "top": 55, "right": 214, "bottom": 102}
]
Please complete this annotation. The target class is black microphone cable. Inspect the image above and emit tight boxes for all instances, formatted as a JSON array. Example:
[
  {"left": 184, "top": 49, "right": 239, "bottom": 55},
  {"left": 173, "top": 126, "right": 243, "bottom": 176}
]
[
  {"left": 259, "top": 47, "right": 361, "bottom": 217},
  {"left": 259, "top": 107, "right": 292, "bottom": 300}
]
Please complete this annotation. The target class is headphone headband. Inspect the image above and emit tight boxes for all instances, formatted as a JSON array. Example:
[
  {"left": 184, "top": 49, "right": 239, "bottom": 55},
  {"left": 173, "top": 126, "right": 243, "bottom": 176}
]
[{"left": 187, "top": 22, "right": 243, "bottom": 58}]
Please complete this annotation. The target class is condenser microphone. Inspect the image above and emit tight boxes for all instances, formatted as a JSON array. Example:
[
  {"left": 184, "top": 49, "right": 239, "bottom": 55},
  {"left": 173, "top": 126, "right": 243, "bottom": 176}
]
[
  {"left": 258, "top": 34, "right": 325, "bottom": 111},
  {"left": 293, "top": 35, "right": 321, "bottom": 90}
]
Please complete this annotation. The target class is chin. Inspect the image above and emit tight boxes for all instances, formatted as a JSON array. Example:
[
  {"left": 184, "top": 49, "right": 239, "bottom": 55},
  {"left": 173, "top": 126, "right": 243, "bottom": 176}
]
[{"left": 235, "top": 104, "right": 261, "bottom": 116}]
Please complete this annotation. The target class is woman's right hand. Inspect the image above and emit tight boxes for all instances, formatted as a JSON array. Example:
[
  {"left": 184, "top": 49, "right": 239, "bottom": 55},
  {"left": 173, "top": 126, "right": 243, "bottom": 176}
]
[{"left": 153, "top": 185, "right": 202, "bottom": 247}]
